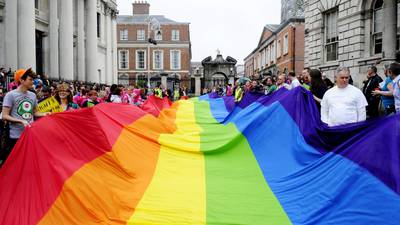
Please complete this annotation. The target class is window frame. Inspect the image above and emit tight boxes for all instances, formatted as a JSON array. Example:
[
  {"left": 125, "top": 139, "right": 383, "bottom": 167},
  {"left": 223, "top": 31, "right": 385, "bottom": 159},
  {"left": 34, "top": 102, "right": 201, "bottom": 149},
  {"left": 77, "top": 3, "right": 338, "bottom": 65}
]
[
  {"left": 324, "top": 8, "right": 339, "bottom": 62},
  {"left": 172, "top": 30, "right": 180, "bottom": 41},
  {"left": 136, "top": 50, "right": 146, "bottom": 70},
  {"left": 118, "top": 50, "right": 129, "bottom": 70},
  {"left": 153, "top": 50, "right": 164, "bottom": 70},
  {"left": 120, "top": 29, "right": 128, "bottom": 41},
  {"left": 170, "top": 50, "right": 181, "bottom": 70},
  {"left": 283, "top": 34, "right": 289, "bottom": 55},
  {"left": 137, "top": 29, "right": 146, "bottom": 41},
  {"left": 372, "top": 0, "right": 384, "bottom": 55}
]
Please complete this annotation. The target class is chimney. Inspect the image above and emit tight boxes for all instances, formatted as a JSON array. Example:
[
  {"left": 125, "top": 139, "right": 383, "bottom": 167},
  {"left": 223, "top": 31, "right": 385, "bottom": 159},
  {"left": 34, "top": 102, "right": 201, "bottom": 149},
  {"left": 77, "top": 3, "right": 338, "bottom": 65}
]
[{"left": 132, "top": 1, "right": 150, "bottom": 15}]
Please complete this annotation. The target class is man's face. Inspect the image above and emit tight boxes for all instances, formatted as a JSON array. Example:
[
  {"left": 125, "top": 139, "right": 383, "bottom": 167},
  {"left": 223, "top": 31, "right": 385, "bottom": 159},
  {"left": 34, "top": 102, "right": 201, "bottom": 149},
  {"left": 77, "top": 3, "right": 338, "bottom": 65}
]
[
  {"left": 21, "top": 77, "right": 34, "bottom": 89},
  {"left": 336, "top": 71, "right": 350, "bottom": 88},
  {"left": 302, "top": 70, "right": 310, "bottom": 83},
  {"left": 277, "top": 76, "right": 285, "bottom": 85},
  {"left": 367, "top": 68, "right": 373, "bottom": 77},
  {"left": 90, "top": 94, "right": 98, "bottom": 101}
]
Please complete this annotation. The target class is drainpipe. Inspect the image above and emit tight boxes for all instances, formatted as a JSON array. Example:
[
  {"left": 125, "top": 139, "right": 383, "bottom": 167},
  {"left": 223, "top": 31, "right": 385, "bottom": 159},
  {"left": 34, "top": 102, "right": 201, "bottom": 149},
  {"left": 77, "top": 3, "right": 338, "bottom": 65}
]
[{"left": 292, "top": 25, "right": 296, "bottom": 73}]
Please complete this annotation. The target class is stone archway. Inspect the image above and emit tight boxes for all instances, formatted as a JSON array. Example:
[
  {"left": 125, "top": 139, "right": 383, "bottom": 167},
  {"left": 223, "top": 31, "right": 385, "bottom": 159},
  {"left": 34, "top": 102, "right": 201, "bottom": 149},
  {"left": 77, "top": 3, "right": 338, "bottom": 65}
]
[{"left": 210, "top": 72, "right": 228, "bottom": 88}]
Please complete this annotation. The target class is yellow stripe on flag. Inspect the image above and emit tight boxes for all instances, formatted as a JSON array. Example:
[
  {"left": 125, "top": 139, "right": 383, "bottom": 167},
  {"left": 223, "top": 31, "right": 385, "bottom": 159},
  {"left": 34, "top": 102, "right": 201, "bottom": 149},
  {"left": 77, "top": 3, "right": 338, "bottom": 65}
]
[{"left": 128, "top": 100, "right": 206, "bottom": 225}]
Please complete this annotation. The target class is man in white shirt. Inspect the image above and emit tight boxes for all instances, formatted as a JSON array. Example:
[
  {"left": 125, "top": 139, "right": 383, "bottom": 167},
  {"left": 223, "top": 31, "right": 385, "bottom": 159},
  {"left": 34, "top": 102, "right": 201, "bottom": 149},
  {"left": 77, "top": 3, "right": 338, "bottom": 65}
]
[
  {"left": 321, "top": 66, "right": 368, "bottom": 127},
  {"left": 389, "top": 62, "right": 400, "bottom": 113},
  {"left": 288, "top": 71, "right": 301, "bottom": 90}
]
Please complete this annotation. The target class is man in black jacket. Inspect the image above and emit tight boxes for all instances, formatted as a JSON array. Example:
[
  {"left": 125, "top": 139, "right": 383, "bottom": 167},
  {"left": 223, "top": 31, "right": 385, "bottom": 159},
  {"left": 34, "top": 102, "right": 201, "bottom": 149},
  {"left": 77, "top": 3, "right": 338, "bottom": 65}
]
[{"left": 362, "top": 66, "right": 383, "bottom": 118}]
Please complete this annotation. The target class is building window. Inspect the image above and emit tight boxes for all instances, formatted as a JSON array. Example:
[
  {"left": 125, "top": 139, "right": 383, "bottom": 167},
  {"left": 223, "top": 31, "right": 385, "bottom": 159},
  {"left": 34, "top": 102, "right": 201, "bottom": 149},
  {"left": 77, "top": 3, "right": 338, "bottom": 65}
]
[
  {"left": 118, "top": 50, "right": 129, "bottom": 69},
  {"left": 172, "top": 30, "right": 180, "bottom": 41},
  {"left": 325, "top": 9, "right": 338, "bottom": 62},
  {"left": 277, "top": 40, "right": 282, "bottom": 58},
  {"left": 136, "top": 50, "right": 146, "bottom": 69},
  {"left": 271, "top": 43, "right": 275, "bottom": 63},
  {"left": 137, "top": 29, "right": 145, "bottom": 41},
  {"left": 35, "top": 0, "right": 39, "bottom": 9},
  {"left": 155, "top": 30, "right": 162, "bottom": 41},
  {"left": 284, "top": 34, "right": 289, "bottom": 55},
  {"left": 120, "top": 29, "right": 128, "bottom": 41},
  {"left": 170, "top": 50, "right": 181, "bottom": 70},
  {"left": 97, "top": 13, "right": 101, "bottom": 38},
  {"left": 373, "top": 0, "right": 384, "bottom": 54},
  {"left": 153, "top": 50, "right": 163, "bottom": 69}
]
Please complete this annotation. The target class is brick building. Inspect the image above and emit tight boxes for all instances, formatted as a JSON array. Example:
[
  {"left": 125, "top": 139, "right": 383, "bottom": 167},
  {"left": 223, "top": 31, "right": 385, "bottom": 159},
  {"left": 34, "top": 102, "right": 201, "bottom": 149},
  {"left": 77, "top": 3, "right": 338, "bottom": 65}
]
[
  {"left": 244, "top": 0, "right": 305, "bottom": 79},
  {"left": 244, "top": 19, "right": 305, "bottom": 80},
  {"left": 304, "top": 0, "right": 399, "bottom": 87},
  {"left": 117, "top": 1, "right": 191, "bottom": 89}
]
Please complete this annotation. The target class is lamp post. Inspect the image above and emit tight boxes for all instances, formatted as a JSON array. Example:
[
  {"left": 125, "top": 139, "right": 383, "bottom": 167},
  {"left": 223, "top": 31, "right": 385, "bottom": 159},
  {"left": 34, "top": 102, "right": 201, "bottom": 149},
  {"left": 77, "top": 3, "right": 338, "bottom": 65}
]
[{"left": 146, "top": 16, "right": 161, "bottom": 89}]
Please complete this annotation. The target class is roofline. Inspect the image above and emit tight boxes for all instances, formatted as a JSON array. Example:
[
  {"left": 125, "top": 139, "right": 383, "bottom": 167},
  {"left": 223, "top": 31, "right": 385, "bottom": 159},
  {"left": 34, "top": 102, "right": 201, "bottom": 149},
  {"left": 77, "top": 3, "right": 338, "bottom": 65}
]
[
  {"left": 244, "top": 17, "right": 305, "bottom": 61},
  {"left": 117, "top": 15, "right": 191, "bottom": 25}
]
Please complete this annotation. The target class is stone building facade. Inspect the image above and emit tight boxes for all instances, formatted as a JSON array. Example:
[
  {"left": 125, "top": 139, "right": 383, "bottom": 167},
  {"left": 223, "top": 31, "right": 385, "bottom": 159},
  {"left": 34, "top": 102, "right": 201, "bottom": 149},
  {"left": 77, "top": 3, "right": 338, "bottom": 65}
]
[
  {"left": 0, "top": 0, "right": 118, "bottom": 84},
  {"left": 244, "top": 18, "right": 305, "bottom": 80},
  {"left": 201, "top": 54, "right": 237, "bottom": 89},
  {"left": 117, "top": 1, "right": 191, "bottom": 89},
  {"left": 304, "top": 0, "right": 399, "bottom": 87}
]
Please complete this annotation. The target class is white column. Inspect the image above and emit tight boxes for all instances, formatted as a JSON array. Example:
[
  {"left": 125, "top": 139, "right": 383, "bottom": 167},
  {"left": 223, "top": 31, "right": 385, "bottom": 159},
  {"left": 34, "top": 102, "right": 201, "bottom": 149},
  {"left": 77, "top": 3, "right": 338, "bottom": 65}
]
[
  {"left": 195, "top": 75, "right": 201, "bottom": 96},
  {"left": 77, "top": 0, "right": 85, "bottom": 82},
  {"left": 86, "top": 0, "right": 98, "bottom": 83},
  {"left": 106, "top": 9, "right": 112, "bottom": 85},
  {"left": 383, "top": 0, "right": 397, "bottom": 61},
  {"left": 112, "top": 15, "right": 118, "bottom": 84},
  {"left": 59, "top": 0, "right": 74, "bottom": 81},
  {"left": 17, "top": 0, "right": 36, "bottom": 70},
  {"left": 49, "top": 0, "right": 59, "bottom": 79},
  {"left": 4, "top": 0, "right": 18, "bottom": 70}
]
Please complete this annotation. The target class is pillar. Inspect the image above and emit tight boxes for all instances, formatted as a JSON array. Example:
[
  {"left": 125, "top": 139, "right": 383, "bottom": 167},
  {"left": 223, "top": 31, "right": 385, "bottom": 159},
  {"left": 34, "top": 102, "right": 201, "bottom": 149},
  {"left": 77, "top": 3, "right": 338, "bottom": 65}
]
[
  {"left": 59, "top": 0, "right": 74, "bottom": 80},
  {"left": 86, "top": 0, "right": 98, "bottom": 83},
  {"left": 4, "top": 0, "right": 18, "bottom": 70},
  {"left": 382, "top": 0, "right": 397, "bottom": 61},
  {"left": 49, "top": 0, "right": 59, "bottom": 79},
  {"left": 17, "top": 0, "right": 36, "bottom": 70}
]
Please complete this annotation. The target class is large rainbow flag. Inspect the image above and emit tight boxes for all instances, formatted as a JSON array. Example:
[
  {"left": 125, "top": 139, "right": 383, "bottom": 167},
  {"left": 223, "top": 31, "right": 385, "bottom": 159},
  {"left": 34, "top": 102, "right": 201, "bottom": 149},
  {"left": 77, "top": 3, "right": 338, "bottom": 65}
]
[{"left": 0, "top": 87, "right": 399, "bottom": 224}]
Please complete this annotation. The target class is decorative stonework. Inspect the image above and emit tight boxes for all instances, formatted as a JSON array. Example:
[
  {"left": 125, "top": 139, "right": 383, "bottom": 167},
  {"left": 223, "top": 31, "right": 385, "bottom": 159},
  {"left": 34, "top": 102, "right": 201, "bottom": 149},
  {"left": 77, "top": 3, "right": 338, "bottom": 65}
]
[{"left": 281, "top": 0, "right": 305, "bottom": 23}]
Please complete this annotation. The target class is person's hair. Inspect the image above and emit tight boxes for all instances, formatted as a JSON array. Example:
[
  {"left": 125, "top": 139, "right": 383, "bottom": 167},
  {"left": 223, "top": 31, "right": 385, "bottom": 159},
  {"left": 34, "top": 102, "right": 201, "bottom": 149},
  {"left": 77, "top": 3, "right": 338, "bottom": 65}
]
[
  {"left": 369, "top": 66, "right": 378, "bottom": 73},
  {"left": 88, "top": 90, "right": 98, "bottom": 97},
  {"left": 42, "top": 86, "right": 51, "bottom": 93},
  {"left": 21, "top": 69, "right": 36, "bottom": 81},
  {"left": 384, "top": 64, "right": 390, "bottom": 70},
  {"left": 288, "top": 71, "right": 296, "bottom": 77},
  {"left": 389, "top": 62, "right": 400, "bottom": 76},
  {"left": 303, "top": 67, "right": 311, "bottom": 73},
  {"left": 112, "top": 87, "right": 121, "bottom": 95},
  {"left": 336, "top": 66, "right": 350, "bottom": 75},
  {"left": 55, "top": 84, "right": 73, "bottom": 104},
  {"left": 310, "top": 69, "right": 327, "bottom": 93}
]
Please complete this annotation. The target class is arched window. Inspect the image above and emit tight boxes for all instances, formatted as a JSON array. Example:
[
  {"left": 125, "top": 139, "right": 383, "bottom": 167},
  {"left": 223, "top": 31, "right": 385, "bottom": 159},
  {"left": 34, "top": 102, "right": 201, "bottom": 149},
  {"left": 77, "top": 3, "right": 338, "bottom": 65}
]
[{"left": 372, "top": 0, "right": 384, "bottom": 54}]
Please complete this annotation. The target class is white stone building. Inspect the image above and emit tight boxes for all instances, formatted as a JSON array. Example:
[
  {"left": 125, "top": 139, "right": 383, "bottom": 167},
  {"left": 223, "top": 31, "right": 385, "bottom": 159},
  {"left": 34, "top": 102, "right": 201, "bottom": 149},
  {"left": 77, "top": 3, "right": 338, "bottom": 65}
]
[
  {"left": 0, "top": 0, "right": 118, "bottom": 84},
  {"left": 305, "top": 0, "right": 399, "bottom": 87}
]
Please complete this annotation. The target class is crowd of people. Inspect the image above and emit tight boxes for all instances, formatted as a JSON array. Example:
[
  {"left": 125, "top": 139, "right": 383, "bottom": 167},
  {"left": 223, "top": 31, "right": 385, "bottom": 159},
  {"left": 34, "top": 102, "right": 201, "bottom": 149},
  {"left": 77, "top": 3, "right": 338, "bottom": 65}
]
[
  {"left": 206, "top": 63, "right": 400, "bottom": 127},
  {"left": 0, "top": 62, "right": 399, "bottom": 167},
  {"left": 0, "top": 67, "right": 189, "bottom": 167}
]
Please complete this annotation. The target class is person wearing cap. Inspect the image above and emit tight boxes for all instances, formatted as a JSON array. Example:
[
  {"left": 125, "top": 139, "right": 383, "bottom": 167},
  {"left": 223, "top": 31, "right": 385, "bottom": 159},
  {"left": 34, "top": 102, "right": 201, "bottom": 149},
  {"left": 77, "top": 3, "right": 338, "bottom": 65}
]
[{"left": 1, "top": 68, "right": 51, "bottom": 166}]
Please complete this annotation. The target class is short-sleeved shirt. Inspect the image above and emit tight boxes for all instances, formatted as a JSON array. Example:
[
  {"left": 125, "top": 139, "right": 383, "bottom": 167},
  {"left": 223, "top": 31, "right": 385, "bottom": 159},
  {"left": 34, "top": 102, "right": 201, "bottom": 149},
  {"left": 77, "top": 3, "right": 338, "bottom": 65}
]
[
  {"left": 290, "top": 79, "right": 301, "bottom": 89},
  {"left": 393, "top": 75, "right": 400, "bottom": 113},
  {"left": 321, "top": 85, "right": 368, "bottom": 126},
  {"left": 3, "top": 89, "right": 38, "bottom": 138}
]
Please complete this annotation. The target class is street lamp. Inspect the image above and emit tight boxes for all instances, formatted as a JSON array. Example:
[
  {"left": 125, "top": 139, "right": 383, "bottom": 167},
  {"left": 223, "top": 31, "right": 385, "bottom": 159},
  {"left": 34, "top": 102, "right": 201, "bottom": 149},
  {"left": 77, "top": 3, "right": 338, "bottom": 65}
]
[{"left": 146, "top": 16, "right": 161, "bottom": 88}]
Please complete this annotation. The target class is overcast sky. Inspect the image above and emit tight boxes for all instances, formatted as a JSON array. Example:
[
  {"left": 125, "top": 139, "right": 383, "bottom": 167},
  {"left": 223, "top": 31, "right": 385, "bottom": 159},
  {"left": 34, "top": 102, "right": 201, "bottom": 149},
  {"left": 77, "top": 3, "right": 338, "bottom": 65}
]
[{"left": 117, "top": 0, "right": 281, "bottom": 64}]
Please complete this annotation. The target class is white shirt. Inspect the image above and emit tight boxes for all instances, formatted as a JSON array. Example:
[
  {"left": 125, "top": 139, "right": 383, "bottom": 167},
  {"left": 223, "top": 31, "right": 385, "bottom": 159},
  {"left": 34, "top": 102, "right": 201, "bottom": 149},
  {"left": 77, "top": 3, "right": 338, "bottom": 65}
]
[
  {"left": 393, "top": 75, "right": 400, "bottom": 113},
  {"left": 321, "top": 85, "right": 368, "bottom": 127},
  {"left": 290, "top": 78, "right": 301, "bottom": 90},
  {"left": 110, "top": 95, "right": 122, "bottom": 103}
]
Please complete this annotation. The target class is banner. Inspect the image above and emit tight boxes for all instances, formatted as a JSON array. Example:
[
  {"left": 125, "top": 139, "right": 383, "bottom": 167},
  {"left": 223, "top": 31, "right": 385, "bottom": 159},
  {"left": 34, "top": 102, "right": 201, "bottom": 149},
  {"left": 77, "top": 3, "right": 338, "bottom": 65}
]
[{"left": 37, "top": 96, "right": 63, "bottom": 113}]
